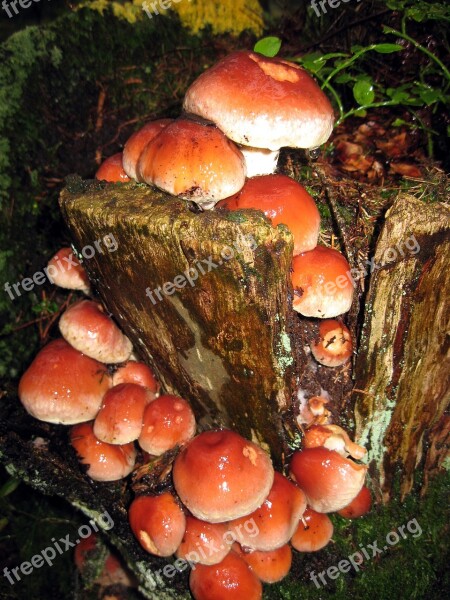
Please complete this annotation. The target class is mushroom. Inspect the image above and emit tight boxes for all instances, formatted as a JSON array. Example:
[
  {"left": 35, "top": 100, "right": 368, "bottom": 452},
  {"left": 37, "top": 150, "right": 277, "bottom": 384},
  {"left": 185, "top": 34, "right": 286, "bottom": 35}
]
[
  {"left": 228, "top": 472, "right": 306, "bottom": 551},
  {"left": 176, "top": 516, "right": 230, "bottom": 566},
  {"left": 183, "top": 50, "right": 334, "bottom": 176},
  {"left": 47, "top": 247, "right": 90, "bottom": 294},
  {"left": 303, "top": 424, "right": 367, "bottom": 460},
  {"left": 291, "top": 246, "right": 354, "bottom": 318},
  {"left": 138, "top": 394, "right": 196, "bottom": 456},
  {"left": 337, "top": 485, "right": 372, "bottom": 518},
  {"left": 112, "top": 360, "right": 160, "bottom": 393},
  {"left": 95, "top": 153, "right": 130, "bottom": 182},
  {"left": 310, "top": 319, "right": 353, "bottom": 367},
  {"left": 289, "top": 447, "right": 367, "bottom": 513},
  {"left": 59, "top": 299, "right": 133, "bottom": 364},
  {"left": 290, "top": 507, "right": 334, "bottom": 552},
  {"left": 137, "top": 117, "right": 246, "bottom": 208},
  {"left": 70, "top": 422, "right": 136, "bottom": 481},
  {"left": 172, "top": 430, "right": 274, "bottom": 523},
  {"left": 128, "top": 493, "right": 186, "bottom": 557},
  {"left": 122, "top": 119, "right": 173, "bottom": 180},
  {"left": 18, "top": 338, "right": 111, "bottom": 424},
  {"left": 189, "top": 551, "right": 262, "bottom": 600},
  {"left": 93, "top": 383, "right": 155, "bottom": 445},
  {"left": 217, "top": 174, "right": 320, "bottom": 255},
  {"left": 234, "top": 543, "right": 292, "bottom": 584}
]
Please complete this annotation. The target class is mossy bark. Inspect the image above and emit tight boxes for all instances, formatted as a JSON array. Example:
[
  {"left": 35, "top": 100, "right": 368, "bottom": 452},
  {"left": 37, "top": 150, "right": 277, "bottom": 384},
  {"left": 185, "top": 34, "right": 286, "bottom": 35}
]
[
  {"left": 59, "top": 177, "right": 298, "bottom": 463},
  {"left": 354, "top": 195, "right": 450, "bottom": 502}
]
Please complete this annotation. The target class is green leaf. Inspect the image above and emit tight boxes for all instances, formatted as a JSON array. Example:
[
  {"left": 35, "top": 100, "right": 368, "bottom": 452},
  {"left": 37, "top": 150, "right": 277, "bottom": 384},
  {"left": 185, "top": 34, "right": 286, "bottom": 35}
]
[
  {"left": 254, "top": 37, "right": 282, "bottom": 58},
  {"left": 353, "top": 80, "right": 375, "bottom": 105},
  {"left": 335, "top": 73, "right": 354, "bottom": 84},
  {"left": 373, "top": 43, "right": 404, "bottom": 54},
  {"left": 0, "top": 477, "right": 20, "bottom": 498}
]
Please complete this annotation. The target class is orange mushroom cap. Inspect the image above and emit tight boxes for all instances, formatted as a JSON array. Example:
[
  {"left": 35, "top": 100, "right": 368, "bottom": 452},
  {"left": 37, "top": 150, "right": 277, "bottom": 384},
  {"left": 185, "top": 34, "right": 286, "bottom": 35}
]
[
  {"left": 228, "top": 472, "right": 306, "bottom": 551},
  {"left": 128, "top": 493, "right": 186, "bottom": 557},
  {"left": 173, "top": 430, "right": 274, "bottom": 523},
  {"left": 70, "top": 422, "right": 136, "bottom": 482},
  {"left": 94, "top": 383, "right": 155, "bottom": 445},
  {"left": 189, "top": 551, "right": 262, "bottom": 600},
  {"left": 138, "top": 394, "right": 196, "bottom": 456},
  {"left": 217, "top": 175, "right": 320, "bottom": 255},
  {"left": 310, "top": 319, "right": 353, "bottom": 367},
  {"left": 234, "top": 542, "right": 292, "bottom": 584},
  {"left": 19, "top": 338, "right": 111, "bottom": 424},
  {"left": 112, "top": 360, "right": 160, "bottom": 393},
  {"left": 122, "top": 119, "right": 173, "bottom": 180},
  {"left": 137, "top": 118, "right": 246, "bottom": 208},
  {"left": 176, "top": 516, "right": 230, "bottom": 566},
  {"left": 289, "top": 447, "right": 367, "bottom": 513},
  {"left": 95, "top": 153, "right": 130, "bottom": 183},
  {"left": 337, "top": 485, "right": 372, "bottom": 518},
  {"left": 59, "top": 299, "right": 133, "bottom": 364},
  {"left": 47, "top": 247, "right": 90, "bottom": 293},
  {"left": 291, "top": 246, "right": 354, "bottom": 318},
  {"left": 290, "top": 506, "right": 334, "bottom": 552}
]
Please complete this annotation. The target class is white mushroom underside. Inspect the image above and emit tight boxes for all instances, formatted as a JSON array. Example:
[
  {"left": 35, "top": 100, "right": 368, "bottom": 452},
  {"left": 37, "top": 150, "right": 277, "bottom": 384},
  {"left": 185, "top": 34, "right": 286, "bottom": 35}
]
[{"left": 239, "top": 147, "right": 280, "bottom": 177}]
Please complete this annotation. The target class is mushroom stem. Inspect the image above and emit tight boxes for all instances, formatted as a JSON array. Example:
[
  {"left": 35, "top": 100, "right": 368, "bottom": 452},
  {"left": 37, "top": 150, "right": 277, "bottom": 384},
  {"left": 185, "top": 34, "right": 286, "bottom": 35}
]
[{"left": 239, "top": 146, "right": 280, "bottom": 177}]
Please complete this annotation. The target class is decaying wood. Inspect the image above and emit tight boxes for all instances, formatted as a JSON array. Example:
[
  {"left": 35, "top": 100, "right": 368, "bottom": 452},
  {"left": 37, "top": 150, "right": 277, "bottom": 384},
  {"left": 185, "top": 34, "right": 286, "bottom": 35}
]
[
  {"left": 354, "top": 194, "right": 450, "bottom": 502},
  {"left": 59, "top": 177, "right": 299, "bottom": 463}
]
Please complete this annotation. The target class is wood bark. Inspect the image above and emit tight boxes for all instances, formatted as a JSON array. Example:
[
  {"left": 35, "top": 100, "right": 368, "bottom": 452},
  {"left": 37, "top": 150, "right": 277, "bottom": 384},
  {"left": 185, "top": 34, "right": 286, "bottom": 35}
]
[{"left": 354, "top": 194, "right": 450, "bottom": 502}]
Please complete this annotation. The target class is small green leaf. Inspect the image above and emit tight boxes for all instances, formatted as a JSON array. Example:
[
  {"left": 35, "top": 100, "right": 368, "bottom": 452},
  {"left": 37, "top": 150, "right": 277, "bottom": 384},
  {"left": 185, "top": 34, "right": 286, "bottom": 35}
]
[
  {"left": 353, "top": 80, "right": 375, "bottom": 105},
  {"left": 373, "top": 43, "right": 404, "bottom": 53},
  {"left": 0, "top": 478, "right": 20, "bottom": 498},
  {"left": 254, "top": 37, "right": 282, "bottom": 58},
  {"left": 335, "top": 73, "right": 354, "bottom": 84}
]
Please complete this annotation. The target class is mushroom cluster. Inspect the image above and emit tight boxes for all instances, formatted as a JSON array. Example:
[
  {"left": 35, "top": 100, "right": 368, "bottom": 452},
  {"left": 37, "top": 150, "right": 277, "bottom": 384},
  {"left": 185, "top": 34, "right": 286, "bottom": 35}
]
[{"left": 16, "top": 48, "right": 372, "bottom": 599}]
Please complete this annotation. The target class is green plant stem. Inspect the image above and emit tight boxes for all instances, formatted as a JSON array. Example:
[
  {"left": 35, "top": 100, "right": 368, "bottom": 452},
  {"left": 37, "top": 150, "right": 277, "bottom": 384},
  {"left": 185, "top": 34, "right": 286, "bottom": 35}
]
[
  {"left": 321, "top": 45, "right": 377, "bottom": 89},
  {"left": 335, "top": 100, "right": 400, "bottom": 126},
  {"left": 384, "top": 26, "right": 450, "bottom": 83}
]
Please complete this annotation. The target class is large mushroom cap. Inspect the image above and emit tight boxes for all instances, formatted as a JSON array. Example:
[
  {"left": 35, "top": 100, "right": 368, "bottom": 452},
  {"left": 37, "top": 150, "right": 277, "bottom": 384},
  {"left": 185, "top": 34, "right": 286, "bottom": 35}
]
[
  {"left": 183, "top": 50, "right": 334, "bottom": 152},
  {"left": 137, "top": 118, "right": 246, "bottom": 208},
  {"left": 122, "top": 119, "right": 173, "bottom": 180},
  {"left": 218, "top": 174, "right": 320, "bottom": 255},
  {"left": 59, "top": 299, "right": 133, "bottom": 364},
  {"left": 173, "top": 429, "right": 274, "bottom": 523},
  {"left": 18, "top": 338, "right": 111, "bottom": 424}
]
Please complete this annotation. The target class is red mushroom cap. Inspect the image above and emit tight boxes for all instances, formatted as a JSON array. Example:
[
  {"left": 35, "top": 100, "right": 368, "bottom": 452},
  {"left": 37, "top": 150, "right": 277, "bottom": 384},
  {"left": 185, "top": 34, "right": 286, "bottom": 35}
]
[
  {"left": 184, "top": 51, "right": 334, "bottom": 151},
  {"left": 290, "top": 506, "right": 334, "bottom": 552},
  {"left": 128, "top": 493, "right": 186, "bottom": 557},
  {"left": 189, "top": 551, "right": 262, "bottom": 600},
  {"left": 138, "top": 394, "right": 196, "bottom": 456},
  {"left": 234, "top": 542, "right": 292, "bottom": 584},
  {"left": 289, "top": 447, "right": 367, "bottom": 513},
  {"left": 337, "top": 485, "right": 372, "bottom": 518},
  {"left": 59, "top": 299, "right": 133, "bottom": 364},
  {"left": 137, "top": 118, "right": 246, "bottom": 208},
  {"left": 112, "top": 360, "right": 160, "bottom": 394},
  {"left": 310, "top": 319, "right": 353, "bottom": 367},
  {"left": 217, "top": 175, "right": 320, "bottom": 255},
  {"left": 122, "top": 119, "right": 173, "bottom": 180},
  {"left": 176, "top": 516, "right": 230, "bottom": 566},
  {"left": 95, "top": 153, "right": 130, "bottom": 183},
  {"left": 173, "top": 430, "right": 274, "bottom": 523},
  {"left": 47, "top": 247, "right": 90, "bottom": 293},
  {"left": 93, "top": 383, "right": 155, "bottom": 444},
  {"left": 70, "top": 422, "right": 136, "bottom": 481},
  {"left": 228, "top": 472, "right": 306, "bottom": 551},
  {"left": 291, "top": 246, "right": 354, "bottom": 318},
  {"left": 19, "top": 339, "right": 111, "bottom": 424}
]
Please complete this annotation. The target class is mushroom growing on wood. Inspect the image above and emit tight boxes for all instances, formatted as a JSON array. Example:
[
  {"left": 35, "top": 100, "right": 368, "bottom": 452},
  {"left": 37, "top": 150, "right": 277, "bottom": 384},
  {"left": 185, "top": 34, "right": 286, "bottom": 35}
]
[
  {"left": 122, "top": 119, "right": 173, "bottom": 180},
  {"left": 234, "top": 543, "right": 292, "bottom": 584},
  {"left": 19, "top": 338, "right": 111, "bottom": 424},
  {"left": 176, "top": 516, "right": 230, "bottom": 566},
  {"left": 137, "top": 118, "right": 246, "bottom": 208},
  {"left": 310, "top": 319, "right": 353, "bottom": 366},
  {"left": 173, "top": 429, "right": 274, "bottom": 523},
  {"left": 47, "top": 247, "right": 90, "bottom": 293},
  {"left": 59, "top": 299, "right": 133, "bottom": 363},
  {"left": 217, "top": 174, "right": 320, "bottom": 255},
  {"left": 183, "top": 50, "right": 334, "bottom": 176},
  {"left": 95, "top": 153, "right": 130, "bottom": 183},
  {"left": 290, "top": 507, "right": 334, "bottom": 552}
]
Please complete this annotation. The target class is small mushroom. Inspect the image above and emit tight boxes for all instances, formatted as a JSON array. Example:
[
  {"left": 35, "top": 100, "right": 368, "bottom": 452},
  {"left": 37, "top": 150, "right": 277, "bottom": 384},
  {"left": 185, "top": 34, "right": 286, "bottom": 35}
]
[
  {"left": 176, "top": 516, "right": 230, "bottom": 566},
  {"left": 310, "top": 319, "right": 353, "bottom": 367},
  {"left": 47, "top": 247, "right": 90, "bottom": 294},
  {"left": 128, "top": 493, "right": 186, "bottom": 557},
  {"left": 234, "top": 542, "right": 292, "bottom": 584},
  {"left": 290, "top": 507, "right": 334, "bottom": 552},
  {"left": 122, "top": 119, "right": 173, "bottom": 180},
  {"left": 95, "top": 153, "right": 130, "bottom": 182},
  {"left": 337, "top": 485, "right": 372, "bottom": 518},
  {"left": 112, "top": 360, "right": 160, "bottom": 394},
  {"left": 172, "top": 430, "right": 274, "bottom": 523},
  {"left": 217, "top": 174, "right": 320, "bottom": 255}
]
